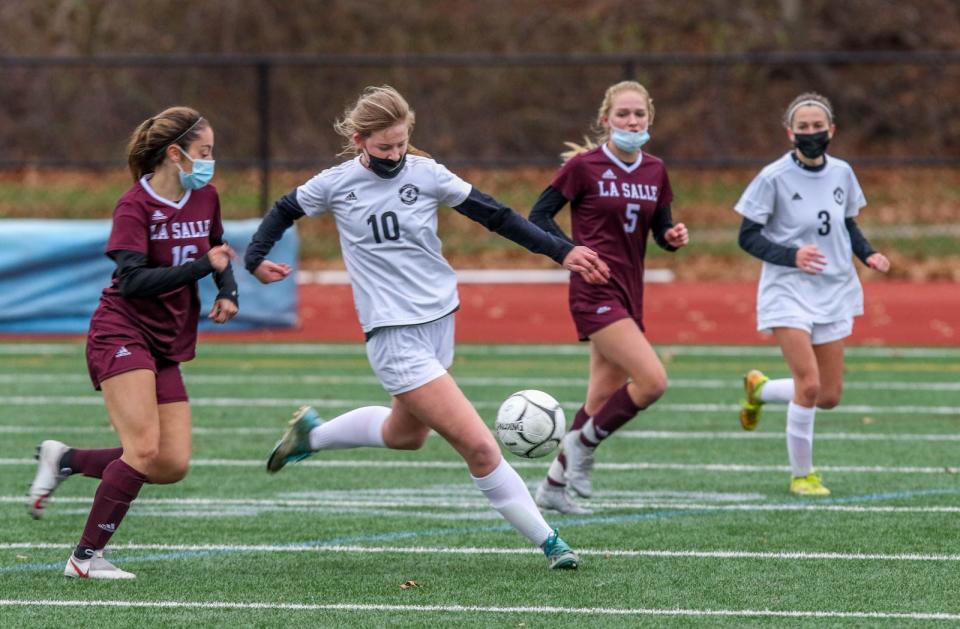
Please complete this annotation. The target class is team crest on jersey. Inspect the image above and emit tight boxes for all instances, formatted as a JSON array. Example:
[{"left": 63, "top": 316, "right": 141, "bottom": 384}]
[
  {"left": 833, "top": 187, "right": 844, "bottom": 205},
  {"left": 399, "top": 184, "right": 419, "bottom": 205}
]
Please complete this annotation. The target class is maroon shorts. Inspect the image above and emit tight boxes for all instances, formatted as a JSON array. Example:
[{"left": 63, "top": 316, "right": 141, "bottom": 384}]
[
  {"left": 569, "top": 285, "right": 645, "bottom": 342},
  {"left": 86, "top": 330, "right": 188, "bottom": 404}
]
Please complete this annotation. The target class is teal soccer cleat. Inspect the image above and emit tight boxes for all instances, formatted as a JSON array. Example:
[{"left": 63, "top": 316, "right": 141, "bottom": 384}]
[
  {"left": 266, "top": 406, "right": 323, "bottom": 473},
  {"left": 541, "top": 528, "right": 579, "bottom": 570}
]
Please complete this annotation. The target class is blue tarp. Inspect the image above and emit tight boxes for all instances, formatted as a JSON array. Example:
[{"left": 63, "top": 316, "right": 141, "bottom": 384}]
[{"left": 0, "top": 219, "right": 298, "bottom": 332}]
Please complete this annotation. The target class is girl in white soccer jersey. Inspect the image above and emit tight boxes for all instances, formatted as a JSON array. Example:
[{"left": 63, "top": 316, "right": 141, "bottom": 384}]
[
  {"left": 735, "top": 92, "right": 890, "bottom": 496},
  {"left": 245, "top": 85, "right": 611, "bottom": 570}
]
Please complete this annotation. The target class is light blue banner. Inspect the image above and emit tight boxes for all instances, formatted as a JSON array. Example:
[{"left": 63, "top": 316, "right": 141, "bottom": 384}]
[{"left": 0, "top": 219, "right": 298, "bottom": 333}]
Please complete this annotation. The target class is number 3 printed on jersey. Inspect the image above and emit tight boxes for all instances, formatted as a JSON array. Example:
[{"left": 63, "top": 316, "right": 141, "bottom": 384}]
[{"left": 817, "top": 210, "right": 831, "bottom": 236}]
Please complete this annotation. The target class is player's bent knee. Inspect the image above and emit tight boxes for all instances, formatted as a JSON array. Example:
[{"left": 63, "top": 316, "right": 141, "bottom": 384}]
[
  {"left": 148, "top": 459, "right": 190, "bottom": 484},
  {"left": 124, "top": 444, "right": 161, "bottom": 470},
  {"left": 462, "top": 440, "right": 501, "bottom": 473},
  {"left": 817, "top": 394, "right": 841, "bottom": 410},
  {"left": 632, "top": 371, "right": 668, "bottom": 406},
  {"left": 797, "top": 381, "right": 820, "bottom": 405}
]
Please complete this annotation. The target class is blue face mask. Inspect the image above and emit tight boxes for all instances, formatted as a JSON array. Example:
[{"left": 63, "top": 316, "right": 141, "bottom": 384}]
[
  {"left": 610, "top": 127, "right": 650, "bottom": 154},
  {"left": 175, "top": 146, "right": 215, "bottom": 190}
]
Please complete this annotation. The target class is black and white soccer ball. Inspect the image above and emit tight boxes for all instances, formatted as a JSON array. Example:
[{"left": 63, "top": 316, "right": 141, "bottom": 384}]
[{"left": 495, "top": 389, "right": 565, "bottom": 459}]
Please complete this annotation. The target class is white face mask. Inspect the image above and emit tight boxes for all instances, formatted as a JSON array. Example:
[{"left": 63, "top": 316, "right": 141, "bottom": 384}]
[
  {"left": 610, "top": 127, "right": 650, "bottom": 153},
  {"left": 175, "top": 145, "right": 215, "bottom": 189}
]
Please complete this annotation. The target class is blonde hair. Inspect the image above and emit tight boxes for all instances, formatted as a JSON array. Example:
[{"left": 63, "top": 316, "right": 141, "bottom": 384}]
[
  {"left": 783, "top": 92, "right": 834, "bottom": 128},
  {"left": 126, "top": 106, "right": 207, "bottom": 181},
  {"left": 333, "top": 85, "right": 430, "bottom": 158},
  {"left": 561, "top": 81, "right": 656, "bottom": 162}
]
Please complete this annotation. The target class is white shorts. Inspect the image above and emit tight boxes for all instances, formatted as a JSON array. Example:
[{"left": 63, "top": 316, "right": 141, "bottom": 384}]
[
  {"left": 365, "top": 314, "right": 455, "bottom": 395},
  {"left": 758, "top": 316, "right": 854, "bottom": 345}
]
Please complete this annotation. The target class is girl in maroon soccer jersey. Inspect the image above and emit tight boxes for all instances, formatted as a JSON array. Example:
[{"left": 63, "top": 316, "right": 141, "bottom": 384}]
[
  {"left": 26, "top": 107, "right": 238, "bottom": 579},
  {"left": 529, "top": 80, "right": 690, "bottom": 514}
]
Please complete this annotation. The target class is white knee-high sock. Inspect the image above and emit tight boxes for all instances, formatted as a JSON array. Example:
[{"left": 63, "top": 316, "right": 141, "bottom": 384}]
[
  {"left": 761, "top": 379, "right": 795, "bottom": 403},
  {"left": 786, "top": 402, "right": 816, "bottom": 477},
  {"left": 473, "top": 457, "right": 553, "bottom": 546},
  {"left": 309, "top": 406, "right": 389, "bottom": 450}
]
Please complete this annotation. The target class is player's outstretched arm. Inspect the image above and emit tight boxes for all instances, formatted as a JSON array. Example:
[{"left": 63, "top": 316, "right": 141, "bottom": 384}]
[
  {"left": 561, "top": 246, "right": 610, "bottom": 285},
  {"left": 245, "top": 190, "right": 304, "bottom": 283},
  {"left": 454, "top": 186, "right": 608, "bottom": 279}
]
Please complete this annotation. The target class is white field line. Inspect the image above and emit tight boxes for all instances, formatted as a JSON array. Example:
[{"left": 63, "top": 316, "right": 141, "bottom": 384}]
[
  {"left": 2, "top": 343, "right": 960, "bottom": 359},
  {"left": 1, "top": 494, "right": 957, "bottom": 514},
  {"left": 0, "top": 599, "right": 957, "bottom": 621},
  {"left": 3, "top": 541, "right": 960, "bottom": 562},
  {"left": 4, "top": 372, "right": 960, "bottom": 392},
  {"left": 3, "top": 424, "right": 959, "bottom": 444},
  {"left": 1, "top": 458, "right": 957, "bottom": 475},
  {"left": 3, "top": 395, "right": 959, "bottom": 415}
]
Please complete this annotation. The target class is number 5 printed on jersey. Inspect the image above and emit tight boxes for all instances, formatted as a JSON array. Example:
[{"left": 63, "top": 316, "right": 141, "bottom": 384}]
[{"left": 624, "top": 203, "right": 640, "bottom": 233}]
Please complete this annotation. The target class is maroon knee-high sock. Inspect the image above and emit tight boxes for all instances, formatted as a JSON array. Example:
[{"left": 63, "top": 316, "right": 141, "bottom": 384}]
[
  {"left": 569, "top": 406, "right": 590, "bottom": 432},
  {"left": 584, "top": 384, "right": 642, "bottom": 445},
  {"left": 77, "top": 459, "right": 146, "bottom": 554},
  {"left": 61, "top": 448, "right": 124, "bottom": 479}
]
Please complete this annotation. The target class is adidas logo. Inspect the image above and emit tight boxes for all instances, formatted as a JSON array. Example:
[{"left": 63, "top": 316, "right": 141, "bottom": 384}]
[
  {"left": 97, "top": 522, "right": 116, "bottom": 532},
  {"left": 601, "top": 169, "right": 617, "bottom": 180},
  {"left": 792, "top": 192, "right": 803, "bottom": 201},
  {"left": 151, "top": 210, "right": 167, "bottom": 221},
  {"left": 596, "top": 305, "right": 612, "bottom": 314},
  {"left": 345, "top": 191, "right": 357, "bottom": 201},
  {"left": 114, "top": 346, "right": 132, "bottom": 358}
]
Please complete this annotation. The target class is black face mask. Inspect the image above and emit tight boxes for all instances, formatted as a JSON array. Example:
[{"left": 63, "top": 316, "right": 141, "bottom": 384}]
[
  {"left": 794, "top": 131, "right": 830, "bottom": 159},
  {"left": 367, "top": 152, "right": 406, "bottom": 179}
]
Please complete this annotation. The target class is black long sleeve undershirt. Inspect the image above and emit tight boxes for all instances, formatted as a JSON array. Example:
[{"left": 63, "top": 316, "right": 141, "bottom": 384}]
[
  {"left": 738, "top": 216, "right": 877, "bottom": 267},
  {"left": 738, "top": 218, "right": 798, "bottom": 267},
  {"left": 528, "top": 185, "right": 678, "bottom": 251},
  {"left": 208, "top": 234, "right": 239, "bottom": 304},
  {"left": 528, "top": 186, "right": 574, "bottom": 245},
  {"left": 650, "top": 204, "right": 678, "bottom": 252},
  {"left": 453, "top": 187, "right": 573, "bottom": 265},
  {"left": 110, "top": 250, "right": 217, "bottom": 299},
  {"left": 244, "top": 190, "right": 305, "bottom": 273},
  {"left": 844, "top": 217, "right": 877, "bottom": 264}
]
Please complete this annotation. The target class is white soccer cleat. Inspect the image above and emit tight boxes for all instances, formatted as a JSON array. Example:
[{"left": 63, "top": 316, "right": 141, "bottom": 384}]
[
  {"left": 562, "top": 431, "right": 595, "bottom": 498},
  {"left": 28, "top": 440, "right": 71, "bottom": 519},
  {"left": 534, "top": 480, "right": 592, "bottom": 514},
  {"left": 64, "top": 550, "right": 136, "bottom": 580}
]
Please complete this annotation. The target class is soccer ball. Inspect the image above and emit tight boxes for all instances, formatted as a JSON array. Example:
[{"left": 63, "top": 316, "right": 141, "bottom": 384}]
[{"left": 495, "top": 390, "right": 565, "bottom": 459}]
